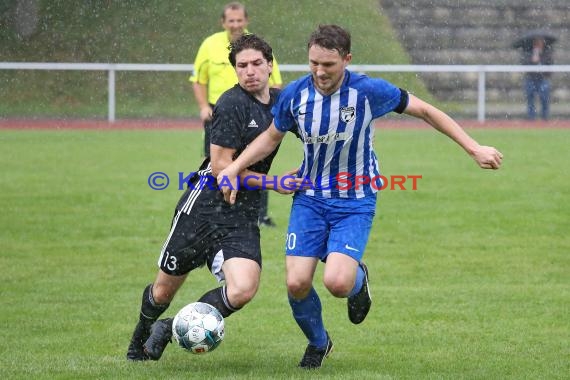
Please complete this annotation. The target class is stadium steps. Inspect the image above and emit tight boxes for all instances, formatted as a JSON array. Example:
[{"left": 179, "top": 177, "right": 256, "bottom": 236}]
[{"left": 379, "top": 0, "right": 570, "bottom": 118}]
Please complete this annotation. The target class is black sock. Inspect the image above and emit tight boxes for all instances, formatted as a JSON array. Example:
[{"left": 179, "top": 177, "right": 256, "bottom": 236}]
[
  {"left": 140, "top": 283, "right": 170, "bottom": 324},
  {"left": 198, "top": 286, "right": 241, "bottom": 318}
]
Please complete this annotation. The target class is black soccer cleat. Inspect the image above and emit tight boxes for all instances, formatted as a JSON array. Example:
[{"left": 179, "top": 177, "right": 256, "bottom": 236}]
[
  {"left": 126, "top": 319, "right": 152, "bottom": 361},
  {"left": 347, "top": 262, "right": 372, "bottom": 324},
  {"left": 143, "top": 318, "right": 173, "bottom": 360},
  {"left": 298, "top": 332, "right": 334, "bottom": 369}
]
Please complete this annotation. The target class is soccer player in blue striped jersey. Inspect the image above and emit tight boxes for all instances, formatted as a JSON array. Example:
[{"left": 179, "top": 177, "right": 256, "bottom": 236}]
[{"left": 218, "top": 24, "right": 503, "bottom": 369}]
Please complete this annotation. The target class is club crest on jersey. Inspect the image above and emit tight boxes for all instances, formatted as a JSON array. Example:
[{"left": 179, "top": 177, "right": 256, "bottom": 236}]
[{"left": 340, "top": 106, "right": 356, "bottom": 123}]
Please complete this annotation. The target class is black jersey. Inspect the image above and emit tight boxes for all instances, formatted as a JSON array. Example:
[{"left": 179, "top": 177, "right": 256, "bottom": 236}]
[
  {"left": 176, "top": 85, "right": 281, "bottom": 224},
  {"left": 211, "top": 85, "right": 280, "bottom": 174}
]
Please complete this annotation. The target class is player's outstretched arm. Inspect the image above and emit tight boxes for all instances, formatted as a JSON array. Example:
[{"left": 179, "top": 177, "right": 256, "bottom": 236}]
[
  {"left": 403, "top": 94, "right": 503, "bottom": 169},
  {"left": 236, "top": 168, "right": 306, "bottom": 195},
  {"left": 218, "top": 123, "right": 286, "bottom": 204}
]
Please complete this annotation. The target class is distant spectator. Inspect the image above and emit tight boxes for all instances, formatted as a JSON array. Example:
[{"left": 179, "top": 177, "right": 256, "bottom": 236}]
[{"left": 520, "top": 36, "right": 554, "bottom": 120}]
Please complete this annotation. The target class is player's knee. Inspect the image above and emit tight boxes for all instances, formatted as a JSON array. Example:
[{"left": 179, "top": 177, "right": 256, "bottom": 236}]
[
  {"left": 286, "top": 277, "right": 312, "bottom": 298},
  {"left": 226, "top": 283, "right": 258, "bottom": 308},
  {"left": 151, "top": 282, "right": 177, "bottom": 305},
  {"left": 323, "top": 276, "right": 352, "bottom": 298}
]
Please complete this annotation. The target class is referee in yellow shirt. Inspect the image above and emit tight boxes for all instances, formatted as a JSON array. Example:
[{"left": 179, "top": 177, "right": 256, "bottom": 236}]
[{"left": 190, "top": 2, "right": 282, "bottom": 227}]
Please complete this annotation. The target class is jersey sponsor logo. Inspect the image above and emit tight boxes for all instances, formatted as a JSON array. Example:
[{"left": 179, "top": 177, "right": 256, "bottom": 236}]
[
  {"left": 340, "top": 106, "right": 356, "bottom": 123},
  {"left": 248, "top": 119, "right": 258, "bottom": 128},
  {"left": 303, "top": 131, "right": 349, "bottom": 144}
]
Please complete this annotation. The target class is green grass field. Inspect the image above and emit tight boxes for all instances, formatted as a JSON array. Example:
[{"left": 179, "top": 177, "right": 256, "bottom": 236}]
[{"left": 1, "top": 127, "right": 568, "bottom": 379}]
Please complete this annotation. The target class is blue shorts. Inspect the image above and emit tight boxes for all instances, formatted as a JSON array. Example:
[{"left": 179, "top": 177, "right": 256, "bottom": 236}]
[{"left": 285, "top": 193, "right": 376, "bottom": 262}]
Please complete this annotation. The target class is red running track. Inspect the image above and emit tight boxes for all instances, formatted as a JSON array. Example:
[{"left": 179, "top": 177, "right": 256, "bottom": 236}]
[{"left": 0, "top": 118, "right": 569, "bottom": 130}]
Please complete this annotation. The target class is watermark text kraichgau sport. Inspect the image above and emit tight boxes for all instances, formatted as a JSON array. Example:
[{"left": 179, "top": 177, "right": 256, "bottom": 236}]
[{"left": 147, "top": 172, "right": 422, "bottom": 191}]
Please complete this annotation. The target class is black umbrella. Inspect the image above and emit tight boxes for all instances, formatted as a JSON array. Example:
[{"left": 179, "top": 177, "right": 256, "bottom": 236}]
[{"left": 513, "top": 29, "right": 557, "bottom": 50}]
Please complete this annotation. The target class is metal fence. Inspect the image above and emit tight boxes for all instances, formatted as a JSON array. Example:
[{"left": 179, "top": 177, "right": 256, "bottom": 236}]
[{"left": 1, "top": 62, "right": 569, "bottom": 122}]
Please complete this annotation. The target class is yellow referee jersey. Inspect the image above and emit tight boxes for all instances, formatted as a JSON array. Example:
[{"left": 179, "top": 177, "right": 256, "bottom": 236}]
[{"left": 189, "top": 31, "right": 282, "bottom": 105}]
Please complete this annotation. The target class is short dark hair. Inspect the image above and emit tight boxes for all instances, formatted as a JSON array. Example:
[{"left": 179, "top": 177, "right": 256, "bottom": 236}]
[
  {"left": 308, "top": 24, "right": 351, "bottom": 57},
  {"left": 221, "top": 2, "right": 248, "bottom": 20},
  {"left": 228, "top": 34, "right": 273, "bottom": 67}
]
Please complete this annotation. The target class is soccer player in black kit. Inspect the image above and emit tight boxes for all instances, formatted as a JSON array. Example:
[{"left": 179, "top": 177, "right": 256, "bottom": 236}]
[{"left": 126, "top": 34, "right": 300, "bottom": 361}]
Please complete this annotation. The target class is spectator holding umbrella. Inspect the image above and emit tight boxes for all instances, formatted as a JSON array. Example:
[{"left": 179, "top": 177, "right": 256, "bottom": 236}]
[{"left": 513, "top": 30, "right": 556, "bottom": 120}]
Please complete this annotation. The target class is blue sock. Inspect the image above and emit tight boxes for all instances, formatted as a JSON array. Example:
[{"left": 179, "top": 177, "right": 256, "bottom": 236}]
[
  {"left": 348, "top": 264, "right": 365, "bottom": 297},
  {"left": 288, "top": 287, "right": 327, "bottom": 348}
]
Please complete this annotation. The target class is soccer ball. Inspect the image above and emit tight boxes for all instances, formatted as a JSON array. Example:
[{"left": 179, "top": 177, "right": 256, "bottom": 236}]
[{"left": 172, "top": 302, "right": 225, "bottom": 354}]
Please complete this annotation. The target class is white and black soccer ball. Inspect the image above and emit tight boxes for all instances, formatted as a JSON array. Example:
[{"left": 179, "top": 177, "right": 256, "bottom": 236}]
[{"left": 172, "top": 302, "right": 225, "bottom": 354}]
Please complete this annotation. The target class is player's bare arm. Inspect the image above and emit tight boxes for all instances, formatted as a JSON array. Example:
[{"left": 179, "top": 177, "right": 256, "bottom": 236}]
[
  {"left": 210, "top": 144, "right": 237, "bottom": 178},
  {"left": 218, "top": 123, "right": 286, "bottom": 204},
  {"left": 210, "top": 143, "right": 274, "bottom": 188},
  {"left": 242, "top": 168, "right": 305, "bottom": 195},
  {"left": 404, "top": 94, "right": 504, "bottom": 170},
  {"left": 211, "top": 144, "right": 302, "bottom": 197}
]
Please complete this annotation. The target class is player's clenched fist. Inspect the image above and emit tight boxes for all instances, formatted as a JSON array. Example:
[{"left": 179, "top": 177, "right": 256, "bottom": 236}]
[
  {"left": 217, "top": 167, "right": 239, "bottom": 204},
  {"left": 471, "top": 145, "right": 504, "bottom": 170}
]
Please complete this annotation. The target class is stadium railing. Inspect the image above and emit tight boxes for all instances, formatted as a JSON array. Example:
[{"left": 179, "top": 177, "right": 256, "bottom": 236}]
[{"left": 1, "top": 62, "right": 569, "bottom": 122}]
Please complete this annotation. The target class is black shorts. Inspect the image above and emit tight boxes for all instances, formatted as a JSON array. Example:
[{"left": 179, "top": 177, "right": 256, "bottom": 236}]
[{"left": 157, "top": 209, "right": 261, "bottom": 280}]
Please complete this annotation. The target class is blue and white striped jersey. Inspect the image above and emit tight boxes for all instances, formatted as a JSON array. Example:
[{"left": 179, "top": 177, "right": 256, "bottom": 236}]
[{"left": 272, "top": 70, "right": 408, "bottom": 198}]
